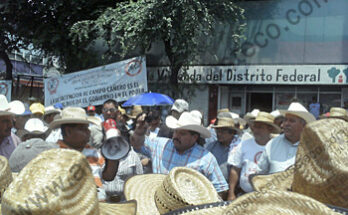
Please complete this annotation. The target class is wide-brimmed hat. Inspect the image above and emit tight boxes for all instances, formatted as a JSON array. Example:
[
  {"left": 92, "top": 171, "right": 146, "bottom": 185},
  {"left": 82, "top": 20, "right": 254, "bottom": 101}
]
[
  {"left": 126, "top": 105, "right": 143, "bottom": 119},
  {"left": 49, "top": 107, "right": 96, "bottom": 129},
  {"left": 29, "top": 102, "right": 45, "bottom": 115},
  {"left": 124, "top": 167, "right": 221, "bottom": 215},
  {"left": 44, "top": 105, "right": 61, "bottom": 116},
  {"left": 2, "top": 148, "right": 137, "bottom": 214},
  {"left": 251, "top": 118, "right": 348, "bottom": 208},
  {"left": 0, "top": 95, "right": 25, "bottom": 116},
  {"left": 222, "top": 191, "right": 340, "bottom": 215},
  {"left": 251, "top": 111, "right": 281, "bottom": 133},
  {"left": 327, "top": 107, "right": 348, "bottom": 121},
  {"left": 279, "top": 102, "right": 315, "bottom": 123},
  {"left": 171, "top": 99, "right": 189, "bottom": 113},
  {"left": 0, "top": 155, "right": 13, "bottom": 199},
  {"left": 243, "top": 109, "right": 260, "bottom": 122},
  {"left": 9, "top": 138, "right": 57, "bottom": 172},
  {"left": 166, "top": 112, "right": 211, "bottom": 138},
  {"left": 211, "top": 117, "right": 240, "bottom": 133},
  {"left": 24, "top": 118, "right": 48, "bottom": 134}
]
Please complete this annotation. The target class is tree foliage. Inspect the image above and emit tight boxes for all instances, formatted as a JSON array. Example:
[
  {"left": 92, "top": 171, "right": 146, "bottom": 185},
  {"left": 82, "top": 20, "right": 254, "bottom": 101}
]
[
  {"left": 0, "top": 0, "right": 121, "bottom": 76},
  {"left": 71, "top": 0, "right": 246, "bottom": 92}
]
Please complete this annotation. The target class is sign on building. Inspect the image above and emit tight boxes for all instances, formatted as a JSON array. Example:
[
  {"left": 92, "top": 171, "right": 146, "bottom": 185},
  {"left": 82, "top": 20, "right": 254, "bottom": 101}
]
[{"left": 44, "top": 56, "right": 147, "bottom": 107}]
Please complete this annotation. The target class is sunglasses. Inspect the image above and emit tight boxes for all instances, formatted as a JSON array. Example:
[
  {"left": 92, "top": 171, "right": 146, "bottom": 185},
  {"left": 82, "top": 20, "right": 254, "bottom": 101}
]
[{"left": 102, "top": 108, "right": 117, "bottom": 113}]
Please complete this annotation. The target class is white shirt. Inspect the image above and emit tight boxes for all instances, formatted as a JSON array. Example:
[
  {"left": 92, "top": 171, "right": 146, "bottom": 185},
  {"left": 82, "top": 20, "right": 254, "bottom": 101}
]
[
  {"left": 257, "top": 134, "right": 298, "bottom": 174},
  {"left": 228, "top": 138, "right": 265, "bottom": 192}
]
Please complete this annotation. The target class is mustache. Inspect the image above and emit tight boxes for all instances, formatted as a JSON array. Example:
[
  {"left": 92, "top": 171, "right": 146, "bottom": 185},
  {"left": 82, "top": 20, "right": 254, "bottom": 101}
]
[{"left": 173, "top": 138, "right": 181, "bottom": 144}]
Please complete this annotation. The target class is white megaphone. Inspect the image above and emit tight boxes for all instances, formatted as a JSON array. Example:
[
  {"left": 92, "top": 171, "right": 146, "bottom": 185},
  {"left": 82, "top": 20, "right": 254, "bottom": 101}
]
[{"left": 101, "top": 119, "right": 130, "bottom": 160}]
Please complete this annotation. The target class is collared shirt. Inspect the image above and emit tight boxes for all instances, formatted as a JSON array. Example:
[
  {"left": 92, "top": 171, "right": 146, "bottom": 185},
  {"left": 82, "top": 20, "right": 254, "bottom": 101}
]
[
  {"left": 205, "top": 135, "right": 241, "bottom": 181},
  {"left": 257, "top": 134, "right": 299, "bottom": 174},
  {"left": 141, "top": 136, "right": 229, "bottom": 192},
  {"left": 0, "top": 133, "right": 21, "bottom": 160},
  {"left": 103, "top": 149, "right": 143, "bottom": 201}
]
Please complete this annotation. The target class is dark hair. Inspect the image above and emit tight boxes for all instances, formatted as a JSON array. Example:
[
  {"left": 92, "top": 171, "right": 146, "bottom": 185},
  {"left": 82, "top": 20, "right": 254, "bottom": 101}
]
[{"left": 103, "top": 99, "right": 119, "bottom": 108}]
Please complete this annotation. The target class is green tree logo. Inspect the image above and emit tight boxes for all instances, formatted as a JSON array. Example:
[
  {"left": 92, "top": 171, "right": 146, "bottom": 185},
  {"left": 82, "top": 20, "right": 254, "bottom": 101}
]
[
  {"left": 343, "top": 68, "right": 348, "bottom": 83},
  {"left": 327, "top": 67, "right": 340, "bottom": 83}
]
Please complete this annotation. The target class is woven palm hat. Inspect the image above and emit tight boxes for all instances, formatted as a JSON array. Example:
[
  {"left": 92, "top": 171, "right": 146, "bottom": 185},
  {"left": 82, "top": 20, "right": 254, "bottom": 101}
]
[
  {"left": 126, "top": 105, "right": 143, "bottom": 119},
  {"left": 292, "top": 118, "right": 348, "bottom": 208},
  {"left": 49, "top": 106, "right": 97, "bottom": 129},
  {"left": 251, "top": 111, "right": 281, "bottom": 133},
  {"left": 166, "top": 112, "right": 211, "bottom": 138},
  {"left": 250, "top": 166, "right": 294, "bottom": 192},
  {"left": 279, "top": 102, "right": 316, "bottom": 123},
  {"left": 243, "top": 109, "right": 260, "bottom": 122},
  {"left": 124, "top": 167, "right": 221, "bottom": 215},
  {"left": 0, "top": 155, "right": 13, "bottom": 199},
  {"left": 0, "top": 95, "right": 25, "bottom": 116},
  {"left": 1, "top": 148, "right": 137, "bottom": 215},
  {"left": 327, "top": 107, "right": 348, "bottom": 121},
  {"left": 211, "top": 117, "right": 240, "bottom": 133},
  {"left": 222, "top": 190, "right": 339, "bottom": 215},
  {"left": 163, "top": 201, "right": 230, "bottom": 215}
]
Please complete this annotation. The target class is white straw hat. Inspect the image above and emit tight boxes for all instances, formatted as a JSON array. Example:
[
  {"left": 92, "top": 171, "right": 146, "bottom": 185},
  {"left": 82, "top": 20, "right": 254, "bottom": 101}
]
[
  {"left": 49, "top": 107, "right": 96, "bottom": 129},
  {"left": 24, "top": 118, "right": 48, "bottom": 134},
  {"left": 166, "top": 112, "right": 211, "bottom": 138},
  {"left": 279, "top": 102, "right": 315, "bottom": 123},
  {"left": 0, "top": 95, "right": 25, "bottom": 116}
]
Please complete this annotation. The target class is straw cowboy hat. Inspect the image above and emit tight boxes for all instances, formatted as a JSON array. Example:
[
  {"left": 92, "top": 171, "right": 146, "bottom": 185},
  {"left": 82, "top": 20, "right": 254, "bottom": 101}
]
[
  {"left": 124, "top": 167, "right": 221, "bottom": 215},
  {"left": 243, "top": 109, "right": 260, "bottom": 122},
  {"left": 251, "top": 118, "right": 348, "bottom": 208},
  {"left": 326, "top": 107, "right": 348, "bottom": 121},
  {"left": 166, "top": 112, "right": 211, "bottom": 138},
  {"left": 211, "top": 116, "right": 240, "bottom": 133},
  {"left": 279, "top": 102, "right": 316, "bottom": 123},
  {"left": 49, "top": 106, "right": 97, "bottom": 129},
  {"left": 1, "top": 148, "right": 137, "bottom": 215},
  {"left": 127, "top": 105, "right": 143, "bottom": 119},
  {"left": 163, "top": 190, "right": 340, "bottom": 215},
  {"left": 0, "top": 155, "right": 13, "bottom": 200},
  {"left": 0, "top": 95, "right": 25, "bottom": 116},
  {"left": 251, "top": 111, "right": 281, "bottom": 133}
]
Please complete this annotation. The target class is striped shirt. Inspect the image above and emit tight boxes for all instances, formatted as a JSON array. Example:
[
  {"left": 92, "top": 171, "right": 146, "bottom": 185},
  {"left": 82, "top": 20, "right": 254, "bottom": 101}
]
[{"left": 141, "top": 136, "right": 229, "bottom": 192}]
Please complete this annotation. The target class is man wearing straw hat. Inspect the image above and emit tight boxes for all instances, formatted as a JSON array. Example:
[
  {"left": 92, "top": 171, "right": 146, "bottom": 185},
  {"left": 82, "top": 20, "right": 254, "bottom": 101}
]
[
  {"left": 257, "top": 102, "right": 316, "bottom": 174},
  {"left": 50, "top": 106, "right": 121, "bottom": 201},
  {"left": 205, "top": 112, "right": 241, "bottom": 183},
  {"left": 0, "top": 95, "right": 25, "bottom": 159},
  {"left": 131, "top": 111, "right": 229, "bottom": 194},
  {"left": 227, "top": 112, "right": 280, "bottom": 200}
]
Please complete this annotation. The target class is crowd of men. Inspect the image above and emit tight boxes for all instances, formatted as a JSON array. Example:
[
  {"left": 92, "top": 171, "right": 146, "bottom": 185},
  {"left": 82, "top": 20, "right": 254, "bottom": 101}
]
[{"left": 0, "top": 94, "right": 347, "bottom": 212}]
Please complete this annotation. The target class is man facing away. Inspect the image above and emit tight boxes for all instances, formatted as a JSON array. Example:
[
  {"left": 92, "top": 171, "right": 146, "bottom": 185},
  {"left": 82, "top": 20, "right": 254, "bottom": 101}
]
[{"left": 130, "top": 111, "right": 229, "bottom": 196}]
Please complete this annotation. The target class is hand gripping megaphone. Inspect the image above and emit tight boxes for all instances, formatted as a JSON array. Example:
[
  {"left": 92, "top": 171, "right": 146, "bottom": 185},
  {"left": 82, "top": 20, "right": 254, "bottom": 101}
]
[{"left": 101, "top": 119, "right": 130, "bottom": 160}]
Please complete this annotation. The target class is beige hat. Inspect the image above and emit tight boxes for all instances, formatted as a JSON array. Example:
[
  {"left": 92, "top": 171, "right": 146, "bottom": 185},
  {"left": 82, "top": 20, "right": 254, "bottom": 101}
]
[
  {"left": 211, "top": 117, "right": 240, "bottom": 133},
  {"left": 124, "top": 167, "right": 221, "bottom": 215},
  {"left": 0, "top": 95, "right": 25, "bottom": 116},
  {"left": 279, "top": 102, "right": 316, "bottom": 123},
  {"left": 171, "top": 99, "right": 189, "bottom": 113},
  {"left": 1, "top": 148, "right": 137, "bottom": 214},
  {"left": 327, "top": 107, "right": 348, "bottom": 121},
  {"left": 49, "top": 107, "right": 96, "bottom": 129},
  {"left": 252, "top": 111, "right": 281, "bottom": 133},
  {"left": 166, "top": 112, "right": 211, "bottom": 138},
  {"left": 222, "top": 191, "right": 339, "bottom": 215},
  {"left": 127, "top": 105, "right": 143, "bottom": 119},
  {"left": 24, "top": 118, "right": 48, "bottom": 134},
  {"left": 0, "top": 155, "right": 13, "bottom": 200},
  {"left": 251, "top": 118, "right": 348, "bottom": 208}
]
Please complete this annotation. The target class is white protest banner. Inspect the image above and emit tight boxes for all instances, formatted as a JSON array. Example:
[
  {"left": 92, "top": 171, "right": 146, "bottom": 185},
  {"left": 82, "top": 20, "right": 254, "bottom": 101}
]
[
  {"left": 0, "top": 80, "right": 12, "bottom": 101},
  {"left": 148, "top": 65, "right": 348, "bottom": 85},
  {"left": 44, "top": 56, "right": 147, "bottom": 107}
]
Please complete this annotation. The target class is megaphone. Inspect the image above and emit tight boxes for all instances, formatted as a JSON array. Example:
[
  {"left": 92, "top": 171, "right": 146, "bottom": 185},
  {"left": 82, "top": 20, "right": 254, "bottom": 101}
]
[{"left": 101, "top": 119, "right": 130, "bottom": 160}]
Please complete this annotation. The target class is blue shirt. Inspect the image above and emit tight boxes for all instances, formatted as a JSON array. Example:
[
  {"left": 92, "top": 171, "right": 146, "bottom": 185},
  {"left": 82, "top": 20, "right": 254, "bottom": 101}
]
[
  {"left": 205, "top": 135, "right": 241, "bottom": 181},
  {"left": 141, "top": 136, "right": 229, "bottom": 192}
]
